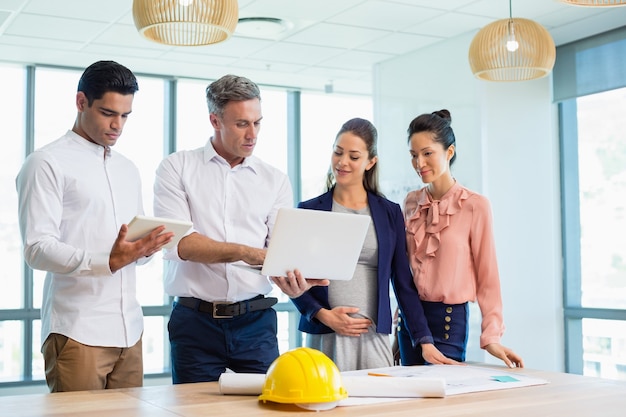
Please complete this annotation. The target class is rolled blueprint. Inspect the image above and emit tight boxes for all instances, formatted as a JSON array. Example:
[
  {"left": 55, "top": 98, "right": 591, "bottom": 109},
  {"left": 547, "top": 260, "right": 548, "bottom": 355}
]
[
  {"left": 218, "top": 372, "right": 265, "bottom": 395},
  {"left": 218, "top": 372, "right": 445, "bottom": 398}
]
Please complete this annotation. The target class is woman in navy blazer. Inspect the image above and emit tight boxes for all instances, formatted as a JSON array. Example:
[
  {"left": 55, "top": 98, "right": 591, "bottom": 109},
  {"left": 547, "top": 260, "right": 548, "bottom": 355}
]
[{"left": 291, "top": 118, "right": 458, "bottom": 370}]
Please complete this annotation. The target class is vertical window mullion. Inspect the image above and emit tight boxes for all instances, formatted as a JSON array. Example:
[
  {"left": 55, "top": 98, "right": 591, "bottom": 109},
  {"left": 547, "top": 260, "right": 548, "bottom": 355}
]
[
  {"left": 163, "top": 78, "right": 177, "bottom": 371},
  {"left": 287, "top": 90, "right": 301, "bottom": 205},
  {"left": 164, "top": 78, "right": 177, "bottom": 156},
  {"left": 23, "top": 65, "right": 37, "bottom": 381},
  {"left": 560, "top": 99, "right": 584, "bottom": 375},
  {"left": 559, "top": 99, "right": 582, "bottom": 309}
]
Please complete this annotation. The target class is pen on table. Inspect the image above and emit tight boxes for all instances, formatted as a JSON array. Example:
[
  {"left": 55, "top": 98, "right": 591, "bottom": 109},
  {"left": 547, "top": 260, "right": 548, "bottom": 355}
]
[{"left": 367, "top": 372, "right": 392, "bottom": 377}]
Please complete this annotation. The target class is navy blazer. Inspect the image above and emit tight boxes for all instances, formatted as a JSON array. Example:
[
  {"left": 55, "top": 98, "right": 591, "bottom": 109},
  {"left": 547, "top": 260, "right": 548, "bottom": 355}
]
[{"left": 291, "top": 189, "right": 433, "bottom": 345}]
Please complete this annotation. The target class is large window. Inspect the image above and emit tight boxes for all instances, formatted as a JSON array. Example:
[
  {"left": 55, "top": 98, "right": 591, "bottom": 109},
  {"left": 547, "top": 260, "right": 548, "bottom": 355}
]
[
  {"left": 116, "top": 76, "right": 171, "bottom": 373},
  {"left": 561, "top": 88, "right": 626, "bottom": 380},
  {"left": 0, "top": 64, "right": 26, "bottom": 383},
  {"left": 33, "top": 68, "right": 78, "bottom": 148},
  {"left": 0, "top": 62, "right": 373, "bottom": 387},
  {"left": 575, "top": 88, "right": 626, "bottom": 312},
  {"left": 176, "top": 78, "right": 211, "bottom": 152},
  {"left": 556, "top": 26, "right": 626, "bottom": 381},
  {"left": 300, "top": 92, "right": 373, "bottom": 200}
]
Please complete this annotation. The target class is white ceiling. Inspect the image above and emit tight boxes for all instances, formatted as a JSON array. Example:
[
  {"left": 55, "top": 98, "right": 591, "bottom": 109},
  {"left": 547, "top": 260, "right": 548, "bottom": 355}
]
[{"left": 1, "top": 0, "right": 625, "bottom": 94}]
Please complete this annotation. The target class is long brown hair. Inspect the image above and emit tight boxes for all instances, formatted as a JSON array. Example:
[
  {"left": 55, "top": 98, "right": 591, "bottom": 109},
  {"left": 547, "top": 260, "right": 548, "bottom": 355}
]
[{"left": 326, "top": 118, "right": 383, "bottom": 197}]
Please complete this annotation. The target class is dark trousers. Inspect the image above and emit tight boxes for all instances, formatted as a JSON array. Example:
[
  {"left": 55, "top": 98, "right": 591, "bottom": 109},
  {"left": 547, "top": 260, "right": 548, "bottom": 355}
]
[
  {"left": 168, "top": 300, "right": 279, "bottom": 384},
  {"left": 398, "top": 301, "right": 469, "bottom": 365}
]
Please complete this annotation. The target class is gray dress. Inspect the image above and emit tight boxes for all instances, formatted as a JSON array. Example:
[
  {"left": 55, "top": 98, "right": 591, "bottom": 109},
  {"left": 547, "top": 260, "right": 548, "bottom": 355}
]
[{"left": 307, "top": 201, "right": 393, "bottom": 371}]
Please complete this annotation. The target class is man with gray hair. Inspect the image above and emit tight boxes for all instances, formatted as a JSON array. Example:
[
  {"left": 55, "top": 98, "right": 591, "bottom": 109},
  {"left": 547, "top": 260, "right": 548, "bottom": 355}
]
[{"left": 154, "top": 74, "right": 326, "bottom": 383}]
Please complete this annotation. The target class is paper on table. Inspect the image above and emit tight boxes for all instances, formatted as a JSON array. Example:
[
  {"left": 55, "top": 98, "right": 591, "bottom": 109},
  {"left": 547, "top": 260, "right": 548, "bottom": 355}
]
[
  {"left": 218, "top": 372, "right": 445, "bottom": 398},
  {"left": 218, "top": 372, "right": 264, "bottom": 395},
  {"left": 342, "top": 375, "right": 445, "bottom": 398},
  {"left": 343, "top": 365, "right": 549, "bottom": 396}
]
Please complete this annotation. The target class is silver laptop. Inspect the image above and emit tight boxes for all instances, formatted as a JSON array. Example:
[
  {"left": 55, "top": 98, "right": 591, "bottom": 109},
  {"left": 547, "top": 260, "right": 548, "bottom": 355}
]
[{"left": 236, "top": 207, "right": 370, "bottom": 280}]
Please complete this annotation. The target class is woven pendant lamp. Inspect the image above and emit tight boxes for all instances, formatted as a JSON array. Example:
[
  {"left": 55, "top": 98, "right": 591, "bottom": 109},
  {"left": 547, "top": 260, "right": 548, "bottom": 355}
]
[
  {"left": 468, "top": 1, "right": 555, "bottom": 81},
  {"left": 559, "top": 0, "right": 626, "bottom": 6},
  {"left": 133, "top": 0, "right": 239, "bottom": 46}
]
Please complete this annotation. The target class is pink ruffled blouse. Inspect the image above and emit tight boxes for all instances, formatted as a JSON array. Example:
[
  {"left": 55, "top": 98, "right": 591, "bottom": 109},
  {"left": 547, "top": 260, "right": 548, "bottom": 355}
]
[{"left": 403, "top": 182, "right": 504, "bottom": 348}]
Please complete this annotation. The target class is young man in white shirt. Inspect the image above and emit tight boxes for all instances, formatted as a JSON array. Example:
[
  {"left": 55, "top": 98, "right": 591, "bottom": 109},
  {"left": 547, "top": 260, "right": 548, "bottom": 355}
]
[
  {"left": 16, "top": 60, "right": 173, "bottom": 392},
  {"left": 154, "top": 74, "right": 326, "bottom": 383}
]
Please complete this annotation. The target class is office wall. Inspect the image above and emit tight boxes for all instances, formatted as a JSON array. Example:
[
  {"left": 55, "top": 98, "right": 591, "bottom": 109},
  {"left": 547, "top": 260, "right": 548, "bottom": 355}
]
[{"left": 373, "top": 32, "right": 564, "bottom": 372}]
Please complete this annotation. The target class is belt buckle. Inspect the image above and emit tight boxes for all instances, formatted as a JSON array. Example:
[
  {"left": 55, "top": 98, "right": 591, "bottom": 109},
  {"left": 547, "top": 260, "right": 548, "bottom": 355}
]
[{"left": 212, "top": 301, "right": 233, "bottom": 319}]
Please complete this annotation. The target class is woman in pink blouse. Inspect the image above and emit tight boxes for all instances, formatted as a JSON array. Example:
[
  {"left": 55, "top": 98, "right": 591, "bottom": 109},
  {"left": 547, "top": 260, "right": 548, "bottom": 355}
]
[{"left": 397, "top": 109, "right": 524, "bottom": 368}]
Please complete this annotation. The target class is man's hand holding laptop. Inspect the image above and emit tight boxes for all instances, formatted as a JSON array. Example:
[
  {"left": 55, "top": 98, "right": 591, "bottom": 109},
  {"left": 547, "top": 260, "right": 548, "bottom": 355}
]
[
  {"left": 270, "top": 270, "right": 329, "bottom": 299},
  {"left": 240, "top": 249, "right": 329, "bottom": 298}
]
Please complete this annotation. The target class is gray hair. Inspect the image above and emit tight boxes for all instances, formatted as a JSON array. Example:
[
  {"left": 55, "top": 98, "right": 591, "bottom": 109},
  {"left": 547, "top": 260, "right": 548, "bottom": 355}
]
[{"left": 205, "top": 74, "right": 261, "bottom": 118}]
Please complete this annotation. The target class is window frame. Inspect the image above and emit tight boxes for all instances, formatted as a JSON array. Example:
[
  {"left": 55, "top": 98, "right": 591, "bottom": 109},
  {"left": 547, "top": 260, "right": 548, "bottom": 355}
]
[{"left": 559, "top": 94, "right": 626, "bottom": 376}]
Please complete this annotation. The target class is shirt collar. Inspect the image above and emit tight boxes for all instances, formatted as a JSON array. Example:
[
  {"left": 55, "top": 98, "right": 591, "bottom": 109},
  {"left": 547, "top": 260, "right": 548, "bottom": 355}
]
[
  {"left": 203, "top": 138, "right": 258, "bottom": 174},
  {"left": 67, "top": 129, "right": 112, "bottom": 159}
]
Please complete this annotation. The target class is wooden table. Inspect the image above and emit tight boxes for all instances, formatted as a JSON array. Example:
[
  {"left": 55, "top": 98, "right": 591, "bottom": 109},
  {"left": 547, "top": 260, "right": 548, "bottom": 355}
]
[{"left": 3, "top": 367, "right": 626, "bottom": 416}]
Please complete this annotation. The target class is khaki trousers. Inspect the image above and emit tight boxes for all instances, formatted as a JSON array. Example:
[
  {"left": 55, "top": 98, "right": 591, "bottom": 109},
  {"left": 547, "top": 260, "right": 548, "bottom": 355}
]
[{"left": 42, "top": 333, "right": 143, "bottom": 392}]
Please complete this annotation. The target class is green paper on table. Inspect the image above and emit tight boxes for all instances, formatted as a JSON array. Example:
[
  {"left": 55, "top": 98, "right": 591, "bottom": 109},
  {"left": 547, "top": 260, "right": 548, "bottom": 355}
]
[{"left": 492, "top": 375, "right": 519, "bottom": 382}]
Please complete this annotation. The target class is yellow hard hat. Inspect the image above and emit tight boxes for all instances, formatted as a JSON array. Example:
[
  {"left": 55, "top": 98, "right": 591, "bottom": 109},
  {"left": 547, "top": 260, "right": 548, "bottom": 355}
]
[{"left": 258, "top": 347, "right": 348, "bottom": 409}]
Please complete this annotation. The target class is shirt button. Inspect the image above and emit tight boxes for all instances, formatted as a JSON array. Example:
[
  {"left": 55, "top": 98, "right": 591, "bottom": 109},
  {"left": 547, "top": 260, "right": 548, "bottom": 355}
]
[
  {"left": 446, "top": 306, "right": 453, "bottom": 314},
  {"left": 444, "top": 333, "right": 450, "bottom": 340},
  {"left": 444, "top": 324, "right": 450, "bottom": 331},
  {"left": 445, "top": 316, "right": 451, "bottom": 323}
]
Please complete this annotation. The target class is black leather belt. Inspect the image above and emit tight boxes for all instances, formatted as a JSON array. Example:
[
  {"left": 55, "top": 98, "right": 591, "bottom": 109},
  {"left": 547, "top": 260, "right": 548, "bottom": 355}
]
[{"left": 175, "top": 295, "right": 278, "bottom": 318}]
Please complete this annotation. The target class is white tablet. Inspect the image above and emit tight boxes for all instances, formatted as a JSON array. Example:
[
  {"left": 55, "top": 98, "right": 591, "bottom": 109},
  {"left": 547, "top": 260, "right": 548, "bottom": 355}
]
[{"left": 126, "top": 215, "right": 193, "bottom": 249}]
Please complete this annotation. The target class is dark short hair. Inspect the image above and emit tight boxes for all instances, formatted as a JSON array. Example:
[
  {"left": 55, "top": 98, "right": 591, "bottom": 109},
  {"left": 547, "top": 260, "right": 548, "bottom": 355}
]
[
  {"left": 205, "top": 74, "right": 261, "bottom": 118},
  {"left": 326, "top": 117, "right": 383, "bottom": 197},
  {"left": 407, "top": 109, "right": 457, "bottom": 166},
  {"left": 77, "top": 61, "right": 138, "bottom": 106}
]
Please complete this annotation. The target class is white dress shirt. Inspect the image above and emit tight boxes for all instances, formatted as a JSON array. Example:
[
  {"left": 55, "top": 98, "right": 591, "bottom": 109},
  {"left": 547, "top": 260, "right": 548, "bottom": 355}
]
[
  {"left": 154, "top": 139, "right": 293, "bottom": 302},
  {"left": 16, "top": 130, "right": 146, "bottom": 348}
]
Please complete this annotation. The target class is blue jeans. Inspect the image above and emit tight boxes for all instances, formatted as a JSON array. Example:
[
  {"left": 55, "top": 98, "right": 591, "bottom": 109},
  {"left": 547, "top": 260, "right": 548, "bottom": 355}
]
[
  {"left": 168, "top": 300, "right": 279, "bottom": 383},
  {"left": 398, "top": 301, "right": 469, "bottom": 365}
]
